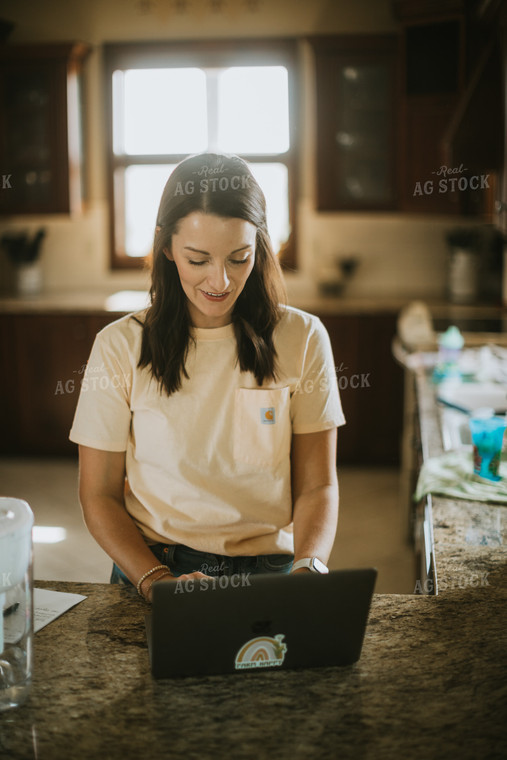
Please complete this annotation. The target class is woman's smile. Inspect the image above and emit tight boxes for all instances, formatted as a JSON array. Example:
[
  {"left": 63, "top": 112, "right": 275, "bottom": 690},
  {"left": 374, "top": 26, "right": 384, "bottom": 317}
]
[{"left": 201, "top": 290, "right": 231, "bottom": 301}]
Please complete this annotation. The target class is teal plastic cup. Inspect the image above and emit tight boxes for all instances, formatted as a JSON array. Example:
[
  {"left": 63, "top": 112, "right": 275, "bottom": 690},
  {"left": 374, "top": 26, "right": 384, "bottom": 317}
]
[{"left": 469, "top": 415, "right": 506, "bottom": 482}]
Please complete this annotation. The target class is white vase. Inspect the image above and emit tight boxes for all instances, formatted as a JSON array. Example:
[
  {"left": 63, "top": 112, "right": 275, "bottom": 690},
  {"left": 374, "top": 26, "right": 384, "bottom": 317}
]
[{"left": 15, "top": 262, "right": 42, "bottom": 296}]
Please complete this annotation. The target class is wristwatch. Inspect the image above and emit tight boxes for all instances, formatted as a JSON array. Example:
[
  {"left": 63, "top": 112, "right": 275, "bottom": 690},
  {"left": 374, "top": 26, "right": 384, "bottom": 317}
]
[{"left": 291, "top": 557, "right": 329, "bottom": 574}]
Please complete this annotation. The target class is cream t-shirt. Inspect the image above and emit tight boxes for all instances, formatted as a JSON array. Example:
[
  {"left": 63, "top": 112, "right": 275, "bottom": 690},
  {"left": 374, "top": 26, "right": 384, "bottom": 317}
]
[{"left": 69, "top": 305, "right": 345, "bottom": 556}]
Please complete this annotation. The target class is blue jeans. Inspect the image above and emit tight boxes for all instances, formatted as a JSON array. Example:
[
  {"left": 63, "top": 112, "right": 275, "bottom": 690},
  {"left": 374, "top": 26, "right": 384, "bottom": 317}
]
[{"left": 110, "top": 543, "right": 294, "bottom": 587}]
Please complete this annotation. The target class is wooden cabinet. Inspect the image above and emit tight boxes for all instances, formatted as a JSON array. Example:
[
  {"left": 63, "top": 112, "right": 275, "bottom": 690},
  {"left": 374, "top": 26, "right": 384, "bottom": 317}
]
[
  {"left": 309, "top": 35, "right": 398, "bottom": 211},
  {"left": 0, "top": 313, "right": 117, "bottom": 455},
  {"left": 318, "top": 312, "right": 404, "bottom": 465},
  {"left": 0, "top": 42, "right": 90, "bottom": 215},
  {"left": 310, "top": 11, "right": 501, "bottom": 219},
  {"left": 437, "top": 0, "right": 506, "bottom": 224},
  {"left": 394, "top": 3, "right": 466, "bottom": 214},
  {"left": 496, "top": 0, "right": 507, "bottom": 236}
]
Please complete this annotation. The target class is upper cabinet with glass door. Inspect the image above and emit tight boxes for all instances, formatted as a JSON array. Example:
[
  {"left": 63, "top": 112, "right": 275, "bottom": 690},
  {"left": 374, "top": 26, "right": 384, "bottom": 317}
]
[
  {"left": 0, "top": 43, "right": 90, "bottom": 215},
  {"left": 105, "top": 41, "right": 298, "bottom": 269},
  {"left": 309, "top": 36, "right": 398, "bottom": 211}
]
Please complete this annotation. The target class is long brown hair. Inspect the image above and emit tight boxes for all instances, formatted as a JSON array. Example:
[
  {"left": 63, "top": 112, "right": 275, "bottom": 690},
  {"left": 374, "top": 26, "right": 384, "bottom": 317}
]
[{"left": 136, "top": 153, "right": 287, "bottom": 395}]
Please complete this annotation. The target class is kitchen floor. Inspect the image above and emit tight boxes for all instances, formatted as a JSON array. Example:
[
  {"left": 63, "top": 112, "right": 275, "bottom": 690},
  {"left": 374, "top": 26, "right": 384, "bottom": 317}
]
[{"left": 0, "top": 459, "right": 417, "bottom": 594}]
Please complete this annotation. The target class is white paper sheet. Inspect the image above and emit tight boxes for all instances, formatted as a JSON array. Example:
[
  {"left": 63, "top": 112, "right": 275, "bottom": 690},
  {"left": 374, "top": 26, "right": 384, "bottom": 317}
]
[{"left": 34, "top": 588, "right": 87, "bottom": 633}]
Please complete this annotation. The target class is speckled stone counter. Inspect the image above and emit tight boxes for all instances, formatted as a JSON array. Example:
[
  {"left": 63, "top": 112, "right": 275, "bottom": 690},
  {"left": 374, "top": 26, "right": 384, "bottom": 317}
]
[
  {"left": 1, "top": 377, "right": 506, "bottom": 760},
  {"left": 0, "top": 578, "right": 506, "bottom": 760},
  {"left": 416, "top": 371, "right": 507, "bottom": 593}
]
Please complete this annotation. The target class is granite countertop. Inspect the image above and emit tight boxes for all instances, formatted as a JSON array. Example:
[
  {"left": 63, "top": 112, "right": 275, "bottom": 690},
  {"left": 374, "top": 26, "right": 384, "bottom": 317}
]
[
  {"left": 1, "top": 579, "right": 506, "bottom": 760},
  {"left": 1, "top": 379, "right": 506, "bottom": 759},
  {"left": 416, "top": 371, "right": 507, "bottom": 592}
]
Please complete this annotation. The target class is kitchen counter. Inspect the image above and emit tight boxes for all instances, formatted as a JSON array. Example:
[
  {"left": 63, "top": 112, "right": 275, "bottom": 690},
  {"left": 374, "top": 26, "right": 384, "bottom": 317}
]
[
  {"left": 416, "top": 370, "right": 507, "bottom": 591},
  {"left": 1, "top": 377, "right": 506, "bottom": 760},
  {"left": 0, "top": 288, "right": 506, "bottom": 320},
  {"left": 0, "top": 289, "right": 152, "bottom": 315},
  {"left": 1, "top": 575, "right": 506, "bottom": 760}
]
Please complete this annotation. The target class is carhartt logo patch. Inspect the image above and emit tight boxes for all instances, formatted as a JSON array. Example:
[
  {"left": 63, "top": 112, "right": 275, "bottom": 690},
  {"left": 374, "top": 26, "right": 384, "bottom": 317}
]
[{"left": 260, "top": 407, "right": 275, "bottom": 424}]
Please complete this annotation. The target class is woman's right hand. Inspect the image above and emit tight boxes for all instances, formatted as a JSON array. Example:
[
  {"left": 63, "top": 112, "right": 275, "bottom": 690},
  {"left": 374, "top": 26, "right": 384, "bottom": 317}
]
[{"left": 146, "top": 571, "right": 214, "bottom": 602}]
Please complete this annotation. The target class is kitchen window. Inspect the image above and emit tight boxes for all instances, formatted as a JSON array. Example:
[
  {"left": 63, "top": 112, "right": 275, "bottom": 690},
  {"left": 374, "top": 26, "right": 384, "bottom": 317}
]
[{"left": 104, "top": 41, "right": 299, "bottom": 269}]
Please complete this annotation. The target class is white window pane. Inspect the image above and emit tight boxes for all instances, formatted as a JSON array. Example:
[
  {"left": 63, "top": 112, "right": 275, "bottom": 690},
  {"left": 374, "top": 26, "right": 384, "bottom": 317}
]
[
  {"left": 121, "top": 165, "right": 176, "bottom": 257},
  {"left": 217, "top": 67, "right": 289, "bottom": 154},
  {"left": 116, "top": 69, "right": 207, "bottom": 155},
  {"left": 249, "top": 163, "right": 289, "bottom": 254},
  {"left": 119, "top": 161, "right": 288, "bottom": 258},
  {"left": 119, "top": 163, "right": 288, "bottom": 258}
]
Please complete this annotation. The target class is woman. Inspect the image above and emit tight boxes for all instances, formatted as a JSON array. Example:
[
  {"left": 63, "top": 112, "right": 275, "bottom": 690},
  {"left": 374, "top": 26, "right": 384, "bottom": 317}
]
[{"left": 70, "top": 153, "right": 345, "bottom": 602}]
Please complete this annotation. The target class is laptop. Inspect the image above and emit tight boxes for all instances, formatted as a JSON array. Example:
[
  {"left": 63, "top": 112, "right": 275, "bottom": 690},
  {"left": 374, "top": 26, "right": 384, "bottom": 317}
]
[{"left": 145, "top": 567, "right": 377, "bottom": 678}]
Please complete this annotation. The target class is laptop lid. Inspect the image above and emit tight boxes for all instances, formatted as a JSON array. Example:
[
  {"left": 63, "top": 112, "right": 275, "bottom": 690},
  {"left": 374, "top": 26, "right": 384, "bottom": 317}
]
[{"left": 146, "top": 568, "right": 377, "bottom": 679}]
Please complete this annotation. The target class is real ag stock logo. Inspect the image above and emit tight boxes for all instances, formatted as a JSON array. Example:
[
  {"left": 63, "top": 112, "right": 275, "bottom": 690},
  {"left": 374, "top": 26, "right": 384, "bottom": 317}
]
[{"left": 413, "top": 164, "right": 490, "bottom": 197}]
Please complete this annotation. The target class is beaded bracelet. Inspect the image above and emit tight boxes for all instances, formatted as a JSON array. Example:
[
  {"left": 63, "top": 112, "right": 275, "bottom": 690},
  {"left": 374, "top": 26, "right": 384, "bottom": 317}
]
[
  {"left": 136, "top": 565, "right": 169, "bottom": 596},
  {"left": 144, "top": 570, "right": 174, "bottom": 600}
]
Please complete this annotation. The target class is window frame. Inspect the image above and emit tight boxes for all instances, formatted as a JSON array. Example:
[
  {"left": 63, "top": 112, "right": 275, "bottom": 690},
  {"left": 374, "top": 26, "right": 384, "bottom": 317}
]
[{"left": 104, "top": 39, "right": 300, "bottom": 270}]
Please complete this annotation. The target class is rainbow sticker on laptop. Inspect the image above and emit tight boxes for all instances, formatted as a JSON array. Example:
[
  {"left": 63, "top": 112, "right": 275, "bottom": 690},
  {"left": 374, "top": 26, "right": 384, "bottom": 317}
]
[{"left": 234, "top": 634, "right": 287, "bottom": 670}]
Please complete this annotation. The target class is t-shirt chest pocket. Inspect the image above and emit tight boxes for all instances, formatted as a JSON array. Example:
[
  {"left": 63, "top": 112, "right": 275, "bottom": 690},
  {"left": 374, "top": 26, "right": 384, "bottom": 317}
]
[{"left": 233, "top": 387, "right": 291, "bottom": 469}]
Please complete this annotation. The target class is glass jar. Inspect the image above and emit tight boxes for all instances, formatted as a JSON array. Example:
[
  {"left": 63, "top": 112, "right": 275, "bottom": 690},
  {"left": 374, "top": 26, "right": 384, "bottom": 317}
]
[{"left": 0, "top": 497, "right": 34, "bottom": 711}]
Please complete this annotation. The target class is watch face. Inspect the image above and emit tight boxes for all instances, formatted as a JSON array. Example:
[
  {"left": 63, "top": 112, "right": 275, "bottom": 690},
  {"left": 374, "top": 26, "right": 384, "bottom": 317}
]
[{"left": 312, "top": 557, "right": 329, "bottom": 574}]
